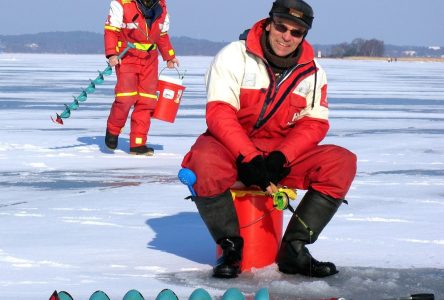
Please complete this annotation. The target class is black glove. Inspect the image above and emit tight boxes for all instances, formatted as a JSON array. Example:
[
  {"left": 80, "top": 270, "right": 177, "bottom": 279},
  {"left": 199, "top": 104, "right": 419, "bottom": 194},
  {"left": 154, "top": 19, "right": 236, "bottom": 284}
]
[
  {"left": 236, "top": 155, "right": 270, "bottom": 191},
  {"left": 265, "top": 151, "right": 291, "bottom": 185}
]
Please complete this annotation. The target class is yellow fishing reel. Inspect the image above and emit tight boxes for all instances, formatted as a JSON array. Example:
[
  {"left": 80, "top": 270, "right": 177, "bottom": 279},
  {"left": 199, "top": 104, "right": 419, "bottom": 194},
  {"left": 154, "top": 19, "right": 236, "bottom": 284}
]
[{"left": 272, "top": 188, "right": 297, "bottom": 211}]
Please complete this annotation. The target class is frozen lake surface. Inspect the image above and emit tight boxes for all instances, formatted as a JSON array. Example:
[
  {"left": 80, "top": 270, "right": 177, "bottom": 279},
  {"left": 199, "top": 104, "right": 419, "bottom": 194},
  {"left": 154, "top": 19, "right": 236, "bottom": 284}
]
[{"left": 0, "top": 54, "right": 443, "bottom": 299}]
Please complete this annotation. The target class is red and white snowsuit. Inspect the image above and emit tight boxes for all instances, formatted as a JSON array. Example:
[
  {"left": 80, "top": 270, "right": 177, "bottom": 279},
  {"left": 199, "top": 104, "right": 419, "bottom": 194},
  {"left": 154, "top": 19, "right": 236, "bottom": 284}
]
[
  {"left": 104, "top": 0, "right": 176, "bottom": 147},
  {"left": 182, "top": 19, "right": 356, "bottom": 199}
]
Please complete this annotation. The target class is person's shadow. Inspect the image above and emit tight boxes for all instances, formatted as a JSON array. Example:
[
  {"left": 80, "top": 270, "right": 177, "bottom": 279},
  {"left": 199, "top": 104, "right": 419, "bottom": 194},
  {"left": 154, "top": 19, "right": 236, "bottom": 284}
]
[
  {"left": 145, "top": 212, "right": 215, "bottom": 265},
  {"left": 49, "top": 135, "right": 164, "bottom": 153}
]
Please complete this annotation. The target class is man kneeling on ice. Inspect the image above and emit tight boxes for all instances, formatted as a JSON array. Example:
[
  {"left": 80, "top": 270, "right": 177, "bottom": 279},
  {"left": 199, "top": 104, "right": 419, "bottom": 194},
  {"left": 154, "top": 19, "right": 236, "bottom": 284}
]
[{"left": 181, "top": 0, "right": 357, "bottom": 278}]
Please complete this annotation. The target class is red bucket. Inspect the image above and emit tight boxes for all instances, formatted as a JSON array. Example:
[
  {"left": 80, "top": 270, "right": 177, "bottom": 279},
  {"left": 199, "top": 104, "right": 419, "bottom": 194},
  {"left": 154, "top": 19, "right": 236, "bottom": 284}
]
[
  {"left": 217, "top": 190, "right": 283, "bottom": 271},
  {"left": 153, "top": 73, "right": 185, "bottom": 123}
]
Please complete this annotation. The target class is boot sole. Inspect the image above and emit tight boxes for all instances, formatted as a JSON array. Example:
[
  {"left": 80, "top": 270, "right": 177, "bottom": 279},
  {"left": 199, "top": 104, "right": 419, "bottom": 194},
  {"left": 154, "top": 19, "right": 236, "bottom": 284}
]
[
  {"left": 105, "top": 136, "right": 118, "bottom": 150},
  {"left": 212, "top": 267, "right": 241, "bottom": 279},
  {"left": 212, "top": 272, "right": 239, "bottom": 279},
  {"left": 278, "top": 264, "right": 338, "bottom": 278},
  {"left": 129, "top": 151, "right": 154, "bottom": 156}
]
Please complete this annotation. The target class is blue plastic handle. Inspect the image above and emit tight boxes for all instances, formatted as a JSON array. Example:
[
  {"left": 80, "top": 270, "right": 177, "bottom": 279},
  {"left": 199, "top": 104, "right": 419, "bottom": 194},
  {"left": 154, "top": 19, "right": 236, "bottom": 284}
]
[{"left": 178, "top": 168, "right": 197, "bottom": 196}]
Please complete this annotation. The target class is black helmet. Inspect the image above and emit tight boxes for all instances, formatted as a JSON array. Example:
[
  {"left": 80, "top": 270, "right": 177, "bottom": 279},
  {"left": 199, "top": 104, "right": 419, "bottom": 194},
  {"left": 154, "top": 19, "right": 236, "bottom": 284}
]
[{"left": 269, "top": 0, "right": 314, "bottom": 29}]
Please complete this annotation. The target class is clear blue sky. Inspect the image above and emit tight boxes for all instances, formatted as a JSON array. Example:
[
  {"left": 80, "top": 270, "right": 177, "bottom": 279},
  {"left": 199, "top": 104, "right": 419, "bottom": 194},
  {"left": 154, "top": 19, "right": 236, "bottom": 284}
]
[{"left": 1, "top": 0, "right": 443, "bottom": 47}]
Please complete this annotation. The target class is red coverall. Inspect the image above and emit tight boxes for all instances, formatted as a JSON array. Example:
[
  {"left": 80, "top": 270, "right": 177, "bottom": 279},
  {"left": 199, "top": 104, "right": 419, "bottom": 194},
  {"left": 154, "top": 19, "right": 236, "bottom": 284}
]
[
  {"left": 182, "top": 19, "right": 356, "bottom": 199},
  {"left": 104, "top": 0, "right": 176, "bottom": 148}
]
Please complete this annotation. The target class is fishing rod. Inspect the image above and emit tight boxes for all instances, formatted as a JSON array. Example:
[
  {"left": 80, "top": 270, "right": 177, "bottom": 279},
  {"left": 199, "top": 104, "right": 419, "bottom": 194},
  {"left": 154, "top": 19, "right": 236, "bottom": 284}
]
[{"left": 178, "top": 168, "right": 297, "bottom": 211}]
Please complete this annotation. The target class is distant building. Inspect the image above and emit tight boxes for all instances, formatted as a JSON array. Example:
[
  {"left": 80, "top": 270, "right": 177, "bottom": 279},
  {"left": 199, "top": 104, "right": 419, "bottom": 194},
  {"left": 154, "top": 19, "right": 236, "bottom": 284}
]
[
  {"left": 25, "top": 43, "right": 39, "bottom": 49},
  {"left": 428, "top": 46, "right": 441, "bottom": 51},
  {"left": 403, "top": 50, "right": 416, "bottom": 57}
]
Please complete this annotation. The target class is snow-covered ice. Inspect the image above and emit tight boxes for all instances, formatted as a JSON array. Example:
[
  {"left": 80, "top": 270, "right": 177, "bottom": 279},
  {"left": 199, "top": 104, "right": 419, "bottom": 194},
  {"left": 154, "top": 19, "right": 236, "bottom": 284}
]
[{"left": 0, "top": 54, "right": 443, "bottom": 299}]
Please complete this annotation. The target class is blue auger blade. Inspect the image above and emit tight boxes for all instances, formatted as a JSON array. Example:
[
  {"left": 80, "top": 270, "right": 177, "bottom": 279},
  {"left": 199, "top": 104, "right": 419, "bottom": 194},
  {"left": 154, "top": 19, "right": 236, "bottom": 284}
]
[
  {"left": 89, "top": 290, "right": 111, "bottom": 300},
  {"left": 60, "top": 105, "right": 71, "bottom": 118},
  {"left": 102, "top": 65, "right": 113, "bottom": 76},
  {"left": 68, "top": 99, "right": 79, "bottom": 110},
  {"left": 221, "top": 288, "right": 245, "bottom": 300},
  {"left": 93, "top": 71, "right": 105, "bottom": 84},
  {"left": 189, "top": 288, "right": 212, "bottom": 300},
  {"left": 85, "top": 81, "right": 96, "bottom": 94},
  {"left": 254, "top": 288, "right": 270, "bottom": 300},
  {"left": 76, "top": 90, "right": 87, "bottom": 102},
  {"left": 123, "top": 289, "right": 145, "bottom": 300},
  {"left": 178, "top": 168, "right": 197, "bottom": 196},
  {"left": 155, "top": 289, "right": 178, "bottom": 300},
  {"left": 58, "top": 291, "right": 74, "bottom": 300}
]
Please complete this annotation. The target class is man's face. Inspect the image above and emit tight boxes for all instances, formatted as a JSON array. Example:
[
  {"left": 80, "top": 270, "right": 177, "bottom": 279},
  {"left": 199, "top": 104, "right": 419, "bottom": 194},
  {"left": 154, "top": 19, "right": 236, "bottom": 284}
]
[{"left": 265, "top": 17, "right": 306, "bottom": 57}]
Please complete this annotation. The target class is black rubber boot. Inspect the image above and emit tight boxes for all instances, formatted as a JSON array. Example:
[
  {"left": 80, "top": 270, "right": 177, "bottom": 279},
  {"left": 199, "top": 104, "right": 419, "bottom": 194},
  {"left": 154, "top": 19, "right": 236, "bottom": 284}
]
[
  {"left": 193, "top": 190, "right": 243, "bottom": 278},
  {"left": 129, "top": 145, "right": 154, "bottom": 156},
  {"left": 213, "top": 237, "right": 243, "bottom": 278},
  {"left": 277, "top": 189, "right": 342, "bottom": 277},
  {"left": 105, "top": 130, "right": 118, "bottom": 150}
]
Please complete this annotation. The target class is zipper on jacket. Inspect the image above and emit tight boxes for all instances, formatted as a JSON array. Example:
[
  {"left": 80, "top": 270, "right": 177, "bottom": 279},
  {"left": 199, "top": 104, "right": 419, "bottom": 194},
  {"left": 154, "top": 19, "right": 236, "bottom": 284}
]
[
  {"left": 254, "top": 64, "right": 301, "bottom": 129},
  {"left": 145, "top": 22, "right": 149, "bottom": 41},
  {"left": 255, "top": 65, "right": 277, "bottom": 129},
  {"left": 254, "top": 63, "right": 317, "bottom": 131}
]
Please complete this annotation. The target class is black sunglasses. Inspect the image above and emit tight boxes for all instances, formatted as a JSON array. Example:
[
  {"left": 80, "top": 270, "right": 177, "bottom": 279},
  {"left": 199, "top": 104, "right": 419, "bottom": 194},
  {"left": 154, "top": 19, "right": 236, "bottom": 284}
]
[{"left": 272, "top": 20, "right": 306, "bottom": 38}]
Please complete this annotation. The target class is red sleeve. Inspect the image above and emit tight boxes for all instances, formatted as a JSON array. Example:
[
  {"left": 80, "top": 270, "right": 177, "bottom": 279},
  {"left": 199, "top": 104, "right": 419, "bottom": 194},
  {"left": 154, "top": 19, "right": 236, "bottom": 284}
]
[
  {"left": 206, "top": 101, "right": 262, "bottom": 162},
  {"left": 104, "top": 28, "right": 120, "bottom": 58},
  {"left": 276, "top": 117, "right": 329, "bottom": 164},
  {"left": 157, "top": 33, "right": 175, "bottom": 61},
  {"left": 156, "top": 2, "right": 175, "bottom": 61}
]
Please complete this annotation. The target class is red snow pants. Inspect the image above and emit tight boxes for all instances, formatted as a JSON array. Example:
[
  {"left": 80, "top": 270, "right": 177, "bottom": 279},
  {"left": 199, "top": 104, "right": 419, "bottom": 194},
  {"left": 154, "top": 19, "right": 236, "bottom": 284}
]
[
  {"left": 181, "top": 134, "right": 357, "bottom": 199},
  {"left": 107, "top": 58, "right": 158, "bottom": 148}
]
